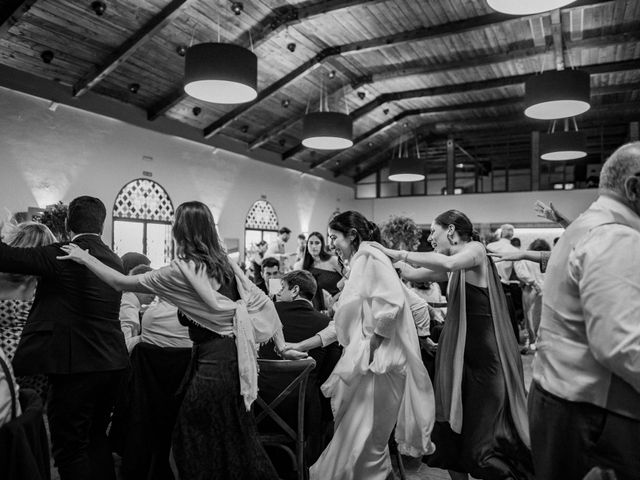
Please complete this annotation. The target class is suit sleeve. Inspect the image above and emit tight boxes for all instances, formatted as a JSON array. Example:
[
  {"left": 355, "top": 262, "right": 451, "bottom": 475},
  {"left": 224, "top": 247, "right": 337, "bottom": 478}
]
[{"left": 0, "top": 242, "right": 60, "bottom": 277}]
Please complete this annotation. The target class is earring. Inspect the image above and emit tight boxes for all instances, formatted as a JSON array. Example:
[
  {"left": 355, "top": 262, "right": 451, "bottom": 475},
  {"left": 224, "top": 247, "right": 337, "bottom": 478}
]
[{"left": 447, "top": 232, "right": 458, "bottom": 245}]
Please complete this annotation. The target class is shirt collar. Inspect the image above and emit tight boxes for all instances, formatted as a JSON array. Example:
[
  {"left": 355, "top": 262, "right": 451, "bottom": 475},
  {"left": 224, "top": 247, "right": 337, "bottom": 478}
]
[
  {"left": 71, "top": 233, "right": 101, "bottom": 241},
  {"left": 595, "top": 195, "right": 640, "bottom": 232}
]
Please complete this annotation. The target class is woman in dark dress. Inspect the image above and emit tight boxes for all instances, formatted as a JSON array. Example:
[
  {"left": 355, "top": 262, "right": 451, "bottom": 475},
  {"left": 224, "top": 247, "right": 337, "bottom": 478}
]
[
  {"left": 371, "top": 210, "right": 533, "bottom": 480},
  {"left": 294, "top": 232, "right": 343, "bottom": 311},
  {"left": 59, "top": 201, "right": 306, "bottom": 480}
]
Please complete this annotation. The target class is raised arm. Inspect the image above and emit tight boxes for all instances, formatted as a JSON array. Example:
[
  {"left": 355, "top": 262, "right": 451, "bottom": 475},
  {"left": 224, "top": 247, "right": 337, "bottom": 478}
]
[
  {"left": 394, "top": 261, "right": 448, "bottom": 283},
  {"left": 57, "top": 243, "right": 152, "bottom": 293},
  {"left": 370, "top": 241, "right": 485, "bottom": 273}
]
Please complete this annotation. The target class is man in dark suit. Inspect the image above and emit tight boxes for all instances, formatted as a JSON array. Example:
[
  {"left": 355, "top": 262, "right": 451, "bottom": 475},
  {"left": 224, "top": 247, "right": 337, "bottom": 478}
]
[{"left": 0, "top": 196, "right": 129, "bottom": 480}]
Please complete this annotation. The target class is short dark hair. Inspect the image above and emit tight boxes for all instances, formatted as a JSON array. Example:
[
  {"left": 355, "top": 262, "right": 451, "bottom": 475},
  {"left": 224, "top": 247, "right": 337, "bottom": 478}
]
[
  {"left": 67, "top": 196, "right": 106, "bottom": 235},
  {"left": 529, "top": 238, "right": 551, "bottom": 251},
  {"left": 121, "top": 252, "right": 151, "bottom": 275},
  {"left": 278, "top": 227, "right": 291, "bottom": 235},
  {"left": 282, "top": 270, "right": 317, "bottom": 301},
  {"left": 129, "top": 264, "right": 153, "bottom": 276},
  {"left": 262, "top": 257, "right": 280, "bottom": 269},
  {"left": 297, "top": 233, "right": 306, "bottom": 240}
]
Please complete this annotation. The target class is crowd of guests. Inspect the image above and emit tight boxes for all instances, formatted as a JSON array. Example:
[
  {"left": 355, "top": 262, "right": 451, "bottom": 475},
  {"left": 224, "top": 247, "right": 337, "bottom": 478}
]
[{"left": 0, "top": 141, "right": 639, "bottom": 480}]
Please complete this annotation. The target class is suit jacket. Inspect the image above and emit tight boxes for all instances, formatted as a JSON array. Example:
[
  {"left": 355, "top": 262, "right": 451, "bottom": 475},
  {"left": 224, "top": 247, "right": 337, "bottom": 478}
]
[
  {"left": 0, "top": 235, "right": 129, "bottom": 376},
  {"left": 259, "top": 300, "right": 330, "bottom": 364}
]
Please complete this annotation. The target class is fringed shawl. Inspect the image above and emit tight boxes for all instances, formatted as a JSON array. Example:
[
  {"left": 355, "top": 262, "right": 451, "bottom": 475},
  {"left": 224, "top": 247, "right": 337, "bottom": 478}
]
[
  {"left": 140, "top": 260, "right": 282, "bottom": 410},
  {"left": 434, "top": 255, "right": 530, "bottom": 447}
]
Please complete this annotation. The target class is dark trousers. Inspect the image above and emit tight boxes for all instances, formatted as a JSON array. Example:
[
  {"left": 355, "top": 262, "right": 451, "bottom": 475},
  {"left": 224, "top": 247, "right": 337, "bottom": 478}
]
[
  {"left": 501, "top": 283, "right": 520, "bottom": 342},
  {"left": 47, "top": 370, "right": 126, "bottom": 480},
  {"left": 529, "top": 381, "right": 640, "bottom": 480}
]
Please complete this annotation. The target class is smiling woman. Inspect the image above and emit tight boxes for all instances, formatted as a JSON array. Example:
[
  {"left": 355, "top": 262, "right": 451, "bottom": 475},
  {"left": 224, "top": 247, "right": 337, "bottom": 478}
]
[{"left": 370, "top": 210, "right": 534, "bottom": 480}]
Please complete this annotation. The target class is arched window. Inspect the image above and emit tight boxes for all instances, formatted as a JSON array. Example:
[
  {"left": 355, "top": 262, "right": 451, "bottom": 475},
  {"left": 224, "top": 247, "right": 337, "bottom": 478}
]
[
  {"left": 244, "top": 199, "right": 279, "bottom": 255},
  {"left": 112, "top": 179, "right": 174, "bottom": 267}
]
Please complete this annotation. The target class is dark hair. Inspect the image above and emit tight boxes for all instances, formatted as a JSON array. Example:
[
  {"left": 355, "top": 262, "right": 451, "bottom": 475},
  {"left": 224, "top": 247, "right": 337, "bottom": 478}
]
[
  {"left": 433, "top": 209, "right": 480, "bottom": 242},
  {"left": 510, "top": 237, "right": 521, "bottom": 248},
  {"left": 67, "top": 196, "right": 106, "bottom": 234},
  {"left": 297, "top": 233, "right": 306, "bottom": 240},
  {"left": 172, "top": 201, "right": 234, "bottom": 283},
  {"left": 282, "top": 270, "right": 317, "bottom": 301},
  {"left": 129, "top": 264, "right": 153, "bottom": 276},
  {"left": 302, "top": 231, "right": 331, "bottom": 270},
  {"left": 328, "top": 211, "right": 381, "bottom": 254},
  {"left": 278, "top": 227, "right": 291, "bottom": 235},
  {"left": 121, "top": 252, "right": 151, "bottom": 275},
  {"left": 529, "top": 238, "right": 551, "bottom": 251},
  {"left": 261, "top": 257, "right": 280, "bottom": 269}
]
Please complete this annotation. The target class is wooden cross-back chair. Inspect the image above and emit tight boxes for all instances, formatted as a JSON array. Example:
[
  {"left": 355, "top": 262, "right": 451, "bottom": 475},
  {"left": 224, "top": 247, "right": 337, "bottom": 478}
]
[{"left": 255, "top": 358, "right": 316, "bottom": 480}]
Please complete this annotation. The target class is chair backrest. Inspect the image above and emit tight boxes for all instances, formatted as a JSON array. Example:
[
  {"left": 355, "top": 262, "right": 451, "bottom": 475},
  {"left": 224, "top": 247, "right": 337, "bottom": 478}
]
[{"left": 255, "top": 358, "right": 316, "bottom": 442}]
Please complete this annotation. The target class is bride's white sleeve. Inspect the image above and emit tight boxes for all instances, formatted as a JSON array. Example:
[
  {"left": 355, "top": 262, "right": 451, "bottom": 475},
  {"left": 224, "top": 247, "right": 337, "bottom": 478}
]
[{"left": 317, "top": 320, "right": 337, "bottom": 346}]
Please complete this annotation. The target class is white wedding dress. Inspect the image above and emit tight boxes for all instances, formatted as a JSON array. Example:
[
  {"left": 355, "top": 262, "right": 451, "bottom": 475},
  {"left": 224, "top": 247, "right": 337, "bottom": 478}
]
[{"left": 309, "top": 244, "right": 435, "bottom": 480}]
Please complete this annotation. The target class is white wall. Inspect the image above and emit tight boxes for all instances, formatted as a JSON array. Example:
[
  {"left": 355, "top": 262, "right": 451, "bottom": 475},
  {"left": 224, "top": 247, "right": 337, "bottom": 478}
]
[
  {"left": 0, "top": 87, "right": 358, "bottom": 255},
  {"left": 356, "top": 189, "right": 598, "bottom": 227}
]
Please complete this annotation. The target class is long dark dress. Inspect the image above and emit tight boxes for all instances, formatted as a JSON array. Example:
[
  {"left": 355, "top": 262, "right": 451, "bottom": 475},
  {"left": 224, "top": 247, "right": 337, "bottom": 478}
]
[
  {"left": 425, "top": 283, "right": 534, "bottom": 479},
  {"left": 308, "top": 267, "right": 342, "bottom": 311},
  {"left": 173, "top": 278, "right": 278, "bottom": 480}
]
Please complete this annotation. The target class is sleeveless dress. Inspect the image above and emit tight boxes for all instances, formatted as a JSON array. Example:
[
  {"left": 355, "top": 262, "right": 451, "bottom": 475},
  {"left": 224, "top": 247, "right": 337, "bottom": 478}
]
[
  {"left": 308, "top": 267, "right": 342, "bottom": 311},
  {"left": 425, "top": 278, "right": 534, "bottom": 479}
]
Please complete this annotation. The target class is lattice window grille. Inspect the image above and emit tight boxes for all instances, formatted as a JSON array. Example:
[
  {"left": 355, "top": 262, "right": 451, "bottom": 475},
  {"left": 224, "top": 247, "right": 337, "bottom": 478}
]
[
  {"left": 245, "top": 200, "right": 279, "bottom": 230},
  {"left": 113, "top": 179, "right": 174, "bottom": 222}
]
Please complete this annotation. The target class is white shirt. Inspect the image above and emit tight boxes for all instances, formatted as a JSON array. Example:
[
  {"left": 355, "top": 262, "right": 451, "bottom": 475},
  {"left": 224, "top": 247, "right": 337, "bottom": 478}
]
[
  {"left": 486, "top": 238, "right": 536, "bottom": 285},
  {"left": 534, "top": 195, "right": 640, "bottom": 418},
  {"left": 119, "top": 293, "right": 192, "bottom": 352}
]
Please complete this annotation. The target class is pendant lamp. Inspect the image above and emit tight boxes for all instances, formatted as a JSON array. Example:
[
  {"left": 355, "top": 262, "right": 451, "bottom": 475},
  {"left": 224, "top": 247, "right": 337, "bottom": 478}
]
[
  {"left": 301, "top": 77, "right": 353, "bottom": 150},
  {"left": 302, "top": 112, "right": 353, "bottom": 150},
  {"left": 525, "top": 69, "right": 590, "bottom": 120},
  {"left": 540, "top": 118, "right": 587, "bottom": 161},
  {"left": 184, "top": 43, "right": 257, "bottom": 104},
  {"left": 388, "top": 135, "right": 425, "bottom": 182},
  {"left": 487, "top": 0, "right": 576, "bottom": 15}
]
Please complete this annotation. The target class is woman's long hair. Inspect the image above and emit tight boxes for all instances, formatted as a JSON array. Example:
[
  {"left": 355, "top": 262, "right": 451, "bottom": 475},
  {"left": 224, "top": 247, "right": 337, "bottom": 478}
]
[
  {"left": 2, "top": 222, "right": 56, "bottom": 284},
  {"left": 302, "top": 231, "right": 331, "bottom": 270},
  {"left": 172, "top": 201, "right": 234, "bottom": 283},
  {"left": 434, "top": 210, "right": 480, "bottom": 242},
  {"left": 328, "top": 211, "right": 381, "bottom": 254}
]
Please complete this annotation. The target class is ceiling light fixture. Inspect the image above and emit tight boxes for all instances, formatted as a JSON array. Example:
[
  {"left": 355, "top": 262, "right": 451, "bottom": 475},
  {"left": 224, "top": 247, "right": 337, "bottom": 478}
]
[
  {"left": 301, "top": 77, "right": 353, "bottom": 150},
  {"left": 540, "top": 118, "right": 587, "bottom": 161},
  {"left": 487, "top": 0, "right": 577, "bottom": 15},
  {"left": 389, "top": 134, "right": 425, "bottom": 182},
  {"left": 184, "top": 43, "right": 257, "bottom": 104},
  {"left": 525, "top": 69, "right": 590, "bottom": 120}
]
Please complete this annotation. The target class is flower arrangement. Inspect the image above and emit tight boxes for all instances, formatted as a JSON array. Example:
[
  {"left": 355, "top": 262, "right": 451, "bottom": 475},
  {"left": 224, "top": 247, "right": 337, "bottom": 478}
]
[
  {"left": 380, "top": 215, "right": 421, "bottom": 251},
  {"left": 37, "top": 201, "right": 69, "bottom": 242}
]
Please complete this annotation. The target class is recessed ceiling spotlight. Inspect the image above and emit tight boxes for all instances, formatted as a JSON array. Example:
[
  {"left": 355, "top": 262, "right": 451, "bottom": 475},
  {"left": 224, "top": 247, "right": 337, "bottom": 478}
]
[
  {"left": 287, "top": 42, "right": 296, "bottom": 52},
  {"left": 192, "top": 106, "right": 201, "bottom": 116},
  {"left": 40, "top": 50, "right": 54, "bottom": 64},
  {"left": 328, "top": 70, "right": 336, "bottom": 79},
  {"left": 241, "top": 125, "right": 249, "bottom": 133},
  {"left": 90, "top": 1, "right": 107, "bottom": 16},
  {"left": 281, "top": 98, "right": 290, "bottom": 108},
  {"left": 279, "top": 138, "right": 286, "bottom": 147},
  {"left": 129, "top": 83, "right": 140, "bottom": 93},
  {"left": 176, "top": 45, "right": 187, "bottom": 57},
  {"left": 231, "top": 1, "right": 244, "bottom": 15},
  {"left": 383, "top": 108, "right": 389, "bottom": 115},
  {"left": 357, "top": 91, "right": 366, "bottom": 100}
]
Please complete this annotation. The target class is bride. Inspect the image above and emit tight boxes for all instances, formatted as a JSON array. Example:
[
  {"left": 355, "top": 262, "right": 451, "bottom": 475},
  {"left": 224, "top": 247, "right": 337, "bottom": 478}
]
[{"left": 286, "top": 211, "right": 435, "bottom": 480}]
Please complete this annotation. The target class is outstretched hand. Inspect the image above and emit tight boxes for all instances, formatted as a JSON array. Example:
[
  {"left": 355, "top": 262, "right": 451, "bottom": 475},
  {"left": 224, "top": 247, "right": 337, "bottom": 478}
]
[
  {"left": 488, "top": 251, "right": 526, "bottom": 263},
  {"left": 366, "top": 241, "right": 402, "bottom": 261},
  {"left": 57, "top": 243, "right": 91, "bottom": 264},
  {"left": 534, "top": 200, "right": 560, "bottom": 223}
]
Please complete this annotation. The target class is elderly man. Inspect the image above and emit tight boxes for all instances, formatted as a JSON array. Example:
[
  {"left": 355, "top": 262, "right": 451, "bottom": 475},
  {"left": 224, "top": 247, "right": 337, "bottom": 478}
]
[{"left": 529, "top": 142, "right": 640, "bottom": 480}]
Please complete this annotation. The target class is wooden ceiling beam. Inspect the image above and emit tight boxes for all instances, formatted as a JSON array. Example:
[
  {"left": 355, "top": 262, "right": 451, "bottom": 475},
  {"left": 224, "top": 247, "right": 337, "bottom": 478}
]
[
  {"left": 325, "top": 97, "right": 522, "bottom": 173},
  {"left": 72, "top": 0, "right": 191, "bottom": 98},
  {"left": 252, "top": 28, "right": 638, "bottom": 154},
  {"left": 281, "top": 58, "right": 639, "bottom": 163},
  {"left": 327, "top": 79, "right": 640, "bottom": 174},
  {"left": 0, "top": 0, "right": 38, "bottom": 39},
  {"left": 350, "top": 102, "right": 640, "bottom": 181}
]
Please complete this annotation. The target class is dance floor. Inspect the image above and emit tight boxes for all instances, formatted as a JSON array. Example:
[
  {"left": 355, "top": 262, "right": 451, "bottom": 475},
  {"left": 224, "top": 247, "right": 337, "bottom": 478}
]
[
  {"left": 50, "top": 354, "right": 535, "bottom": 480},
  {"left": 406, "top": 352, "right": 534, "bottom": 480}
]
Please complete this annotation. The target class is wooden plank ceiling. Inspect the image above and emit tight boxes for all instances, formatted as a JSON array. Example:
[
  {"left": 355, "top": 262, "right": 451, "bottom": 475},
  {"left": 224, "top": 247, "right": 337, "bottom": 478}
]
[{"left": 0, "top": 0, "right": 639, "bottom": 183}]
